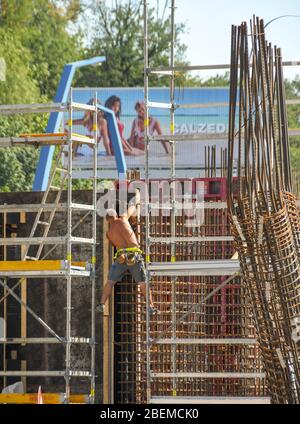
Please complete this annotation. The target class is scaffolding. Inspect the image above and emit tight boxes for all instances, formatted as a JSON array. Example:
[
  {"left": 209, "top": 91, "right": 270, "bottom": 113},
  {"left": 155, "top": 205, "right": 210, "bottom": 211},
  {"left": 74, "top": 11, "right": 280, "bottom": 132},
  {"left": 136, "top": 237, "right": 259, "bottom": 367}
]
[
  {"left": 0, "top": 92, "right": 98, "bottom": 403},
  {"left": 142, "top": 0, "right": 269, "bottom": 404}
]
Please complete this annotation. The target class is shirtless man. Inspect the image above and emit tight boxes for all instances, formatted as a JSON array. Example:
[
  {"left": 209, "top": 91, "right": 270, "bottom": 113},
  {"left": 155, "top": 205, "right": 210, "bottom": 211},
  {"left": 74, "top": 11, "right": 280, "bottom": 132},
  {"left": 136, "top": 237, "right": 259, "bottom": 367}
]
[{"left": 96, "top": 207, "right": 157, "bottom": 314}]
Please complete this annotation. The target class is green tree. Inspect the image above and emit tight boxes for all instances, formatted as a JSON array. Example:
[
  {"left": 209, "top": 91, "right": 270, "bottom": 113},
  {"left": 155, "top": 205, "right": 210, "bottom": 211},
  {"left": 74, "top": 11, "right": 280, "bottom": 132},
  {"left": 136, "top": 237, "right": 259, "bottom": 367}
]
[
  {"left": 0, "top": 149, "right": 26, "bottom": 192},
  {"left": 0, "top": 24, "right": 45, "bottom": 192},
  {"left": 76, "top": 0, "right": 188, "bottom": 87},
  {"left": 23, "top": 0, "right": 82, "bottom": 98},
  {"left": 0, "top": 1, "right": 82, "bottom": 191},
  {"left": 0, "top": 0, "right": 82, "bottom": 99},
  {"left": 183, "top": 72, "right": 230, "bottom": 87},
  {"left": 0, "top": 28, "right": 40, "bottom": 104}
]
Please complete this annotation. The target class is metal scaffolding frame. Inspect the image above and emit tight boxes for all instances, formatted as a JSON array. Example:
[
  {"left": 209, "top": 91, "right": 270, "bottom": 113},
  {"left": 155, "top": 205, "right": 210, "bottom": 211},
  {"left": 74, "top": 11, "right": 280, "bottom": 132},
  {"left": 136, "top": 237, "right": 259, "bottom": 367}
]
[
  {"left": 143, "top": 0, "right": 270, "bottom": 404},
  {"left": 0, "top": 92, "right": 98, "bottom": 403}
]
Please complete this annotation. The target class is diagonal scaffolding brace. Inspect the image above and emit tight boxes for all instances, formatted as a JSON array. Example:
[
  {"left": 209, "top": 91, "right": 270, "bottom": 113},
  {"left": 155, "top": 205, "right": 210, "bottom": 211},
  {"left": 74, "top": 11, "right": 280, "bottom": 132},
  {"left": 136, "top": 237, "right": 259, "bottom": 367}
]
[{"left": 0, "top": 279, "right": 63, "bottom": 343}]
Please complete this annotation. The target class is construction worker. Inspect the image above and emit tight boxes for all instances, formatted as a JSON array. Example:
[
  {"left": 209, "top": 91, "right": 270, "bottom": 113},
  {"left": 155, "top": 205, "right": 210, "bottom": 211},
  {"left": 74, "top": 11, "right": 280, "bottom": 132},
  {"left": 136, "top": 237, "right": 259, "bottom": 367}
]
[{"left": 96, "top": 206, "right": 158, "bottom": 314}]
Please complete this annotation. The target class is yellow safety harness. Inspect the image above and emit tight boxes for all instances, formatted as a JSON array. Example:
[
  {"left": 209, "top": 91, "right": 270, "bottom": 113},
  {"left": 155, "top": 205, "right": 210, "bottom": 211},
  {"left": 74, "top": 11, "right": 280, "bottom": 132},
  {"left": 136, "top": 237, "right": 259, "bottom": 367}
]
[
  {"left": 114, "top": 247, "right": 143, "bottom": 259},
  {"left": 114, "top": 247, "right": 143, "bottom": 266}
]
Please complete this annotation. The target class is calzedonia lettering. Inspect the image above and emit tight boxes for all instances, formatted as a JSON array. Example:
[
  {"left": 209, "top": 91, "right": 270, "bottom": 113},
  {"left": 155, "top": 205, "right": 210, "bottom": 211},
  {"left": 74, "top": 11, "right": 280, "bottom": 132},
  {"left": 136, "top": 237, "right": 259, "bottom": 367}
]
[{"left": 174, "top": 123, "right": 228, "bottom": 135}]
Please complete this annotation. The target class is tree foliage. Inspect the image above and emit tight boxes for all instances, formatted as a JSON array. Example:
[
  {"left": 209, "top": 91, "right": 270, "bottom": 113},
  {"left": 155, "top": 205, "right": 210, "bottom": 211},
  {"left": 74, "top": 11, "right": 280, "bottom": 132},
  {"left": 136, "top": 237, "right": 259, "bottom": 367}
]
[
  {"left": 0, "top": 0, "right": 82, "bottom": 191},
  {"left": 0, "top": 0, "right": 299, "bottom": 192},
  {"left": 76, "top": 0, "right": 188, "bottom": 87}
]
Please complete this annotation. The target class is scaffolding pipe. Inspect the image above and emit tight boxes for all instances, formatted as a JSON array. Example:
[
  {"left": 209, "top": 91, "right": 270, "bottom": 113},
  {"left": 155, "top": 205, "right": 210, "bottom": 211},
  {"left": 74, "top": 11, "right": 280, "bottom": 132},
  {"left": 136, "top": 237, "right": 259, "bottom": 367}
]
[{"left": 143, "top": 0, "right": 151, "bottom": 405}]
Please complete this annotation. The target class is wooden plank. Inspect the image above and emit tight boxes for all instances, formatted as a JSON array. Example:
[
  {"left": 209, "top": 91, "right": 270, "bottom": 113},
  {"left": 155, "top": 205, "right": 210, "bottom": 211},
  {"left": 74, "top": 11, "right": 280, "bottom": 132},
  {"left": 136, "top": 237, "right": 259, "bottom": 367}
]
[
  {"left": 102, "top": 218, "right": 110, "bottom": 404},
  {"left": 19, "top": 211, "right": 26, "bottom": 224},
  {"left": 21, "top": 360, "right": 27, "bottom": 392}
]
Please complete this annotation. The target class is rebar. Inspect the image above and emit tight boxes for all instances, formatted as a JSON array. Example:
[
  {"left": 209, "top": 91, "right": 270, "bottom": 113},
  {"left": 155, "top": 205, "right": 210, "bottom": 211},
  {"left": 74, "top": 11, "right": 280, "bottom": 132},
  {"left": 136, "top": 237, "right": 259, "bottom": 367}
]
[
  {"left": 114, "top": 196, "right": 266, "bottom": 403},
  {"left": 228, "top": 17, "right": 300, "bottom": 404}
]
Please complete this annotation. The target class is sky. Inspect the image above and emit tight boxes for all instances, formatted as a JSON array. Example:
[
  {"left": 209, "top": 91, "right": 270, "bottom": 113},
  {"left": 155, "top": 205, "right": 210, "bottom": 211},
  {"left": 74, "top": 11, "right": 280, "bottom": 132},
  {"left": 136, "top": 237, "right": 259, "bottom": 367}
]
[{"left": 148, "top": 0, "right": 300, "bottom": 80}]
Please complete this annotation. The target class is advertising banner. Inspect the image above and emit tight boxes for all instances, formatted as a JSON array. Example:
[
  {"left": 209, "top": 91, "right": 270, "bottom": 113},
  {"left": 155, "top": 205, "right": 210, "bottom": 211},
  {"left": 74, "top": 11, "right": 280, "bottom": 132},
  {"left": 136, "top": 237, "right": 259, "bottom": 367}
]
[{"left": 68, "top": 87, "right": 230, "bottom": 179}]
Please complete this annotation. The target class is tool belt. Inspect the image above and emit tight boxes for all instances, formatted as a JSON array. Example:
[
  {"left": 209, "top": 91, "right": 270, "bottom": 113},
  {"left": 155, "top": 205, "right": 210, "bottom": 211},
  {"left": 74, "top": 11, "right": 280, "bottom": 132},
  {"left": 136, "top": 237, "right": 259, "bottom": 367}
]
[{"left": 114, "top": 247, "right": 143, "bottom": 266}]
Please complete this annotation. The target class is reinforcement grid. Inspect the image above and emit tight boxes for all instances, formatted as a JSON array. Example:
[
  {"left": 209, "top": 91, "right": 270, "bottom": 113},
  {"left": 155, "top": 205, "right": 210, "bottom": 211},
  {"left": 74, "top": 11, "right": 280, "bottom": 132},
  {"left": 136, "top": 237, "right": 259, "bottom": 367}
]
[
  {"left": 114, "top": 203, "right": 267, "bottom": 403},
  {"left": 227, "top": 16, "right": 300, "bottom": 403}
]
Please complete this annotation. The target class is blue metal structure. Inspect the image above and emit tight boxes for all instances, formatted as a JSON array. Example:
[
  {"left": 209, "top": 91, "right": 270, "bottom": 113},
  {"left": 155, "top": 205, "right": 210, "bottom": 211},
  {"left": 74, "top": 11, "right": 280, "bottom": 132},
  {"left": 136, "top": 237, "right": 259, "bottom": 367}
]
[
  {"left": 33, "top": 56, "right": 127, "bottom": 190},
  {"left": 100, "top": 106, "right": 126, "bottom": 178}
]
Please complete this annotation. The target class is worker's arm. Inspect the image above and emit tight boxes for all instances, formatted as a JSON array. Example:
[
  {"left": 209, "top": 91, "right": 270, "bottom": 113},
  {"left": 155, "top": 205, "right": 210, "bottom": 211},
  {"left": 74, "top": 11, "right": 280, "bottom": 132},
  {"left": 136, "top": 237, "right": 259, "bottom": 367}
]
[
  {"left": 106, "top": 231, "right": 114, "bottom": 245},
  {"left": 119, "top": 205, "right": 137, "bottom": 220}
]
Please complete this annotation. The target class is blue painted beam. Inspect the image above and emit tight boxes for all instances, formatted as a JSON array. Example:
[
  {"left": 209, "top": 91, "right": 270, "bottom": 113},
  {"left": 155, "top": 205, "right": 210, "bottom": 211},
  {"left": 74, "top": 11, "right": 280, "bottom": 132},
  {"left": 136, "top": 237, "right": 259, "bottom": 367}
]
[
  {"left": 33, "top": 56, "right": 106, "bottom": 191},
  {"left": 97, "top": 104, "right": 127, "bottom": 178}
]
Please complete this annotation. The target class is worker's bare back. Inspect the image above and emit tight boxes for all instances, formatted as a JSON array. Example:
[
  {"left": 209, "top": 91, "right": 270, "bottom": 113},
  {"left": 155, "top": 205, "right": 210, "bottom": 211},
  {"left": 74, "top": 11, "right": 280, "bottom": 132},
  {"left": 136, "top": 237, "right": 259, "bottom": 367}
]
[{"left": 106, "top": 217, "right": 139, "bottom": 249}]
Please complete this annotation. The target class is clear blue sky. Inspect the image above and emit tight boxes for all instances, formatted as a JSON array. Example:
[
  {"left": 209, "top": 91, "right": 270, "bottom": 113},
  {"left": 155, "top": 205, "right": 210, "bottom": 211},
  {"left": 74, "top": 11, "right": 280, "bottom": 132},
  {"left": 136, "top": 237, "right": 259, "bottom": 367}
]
[{"left": 149, "top": 0, "right": 300, "bottom": 80}]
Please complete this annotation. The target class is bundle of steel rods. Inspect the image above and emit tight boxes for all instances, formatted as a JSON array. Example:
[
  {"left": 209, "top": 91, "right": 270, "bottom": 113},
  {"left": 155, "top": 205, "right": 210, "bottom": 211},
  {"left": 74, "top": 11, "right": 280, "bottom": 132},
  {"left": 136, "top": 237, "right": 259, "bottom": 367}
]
[{"left": 227, "top": 17, "right": 300, "bottom": 404}]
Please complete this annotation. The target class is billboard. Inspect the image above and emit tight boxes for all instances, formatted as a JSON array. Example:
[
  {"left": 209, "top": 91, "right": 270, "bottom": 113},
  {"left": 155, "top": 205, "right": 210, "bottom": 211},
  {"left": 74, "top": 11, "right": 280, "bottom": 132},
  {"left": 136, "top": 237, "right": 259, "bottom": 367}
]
[{"left": 67, "top": 87, "right": 230, "bottom": 179}]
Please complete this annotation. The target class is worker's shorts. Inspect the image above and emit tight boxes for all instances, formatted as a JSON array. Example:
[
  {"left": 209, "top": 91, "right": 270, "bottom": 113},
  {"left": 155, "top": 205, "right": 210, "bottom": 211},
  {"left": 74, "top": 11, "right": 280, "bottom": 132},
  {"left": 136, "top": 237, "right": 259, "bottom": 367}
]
[{"left": 108, "top": 254, "right": 147, "bottom": 284}]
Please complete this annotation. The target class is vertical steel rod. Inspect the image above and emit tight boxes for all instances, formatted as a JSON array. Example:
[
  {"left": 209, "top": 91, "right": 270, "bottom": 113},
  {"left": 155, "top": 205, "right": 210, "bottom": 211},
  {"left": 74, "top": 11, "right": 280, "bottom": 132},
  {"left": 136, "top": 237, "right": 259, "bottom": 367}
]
[
  {"left": 90, "top": 93, "right": 98, "bottom": 403},
  {"left": 170, "top": 0, "right": 177, "bottom": 398},
  {"left": 65, "top": 89, "right": 73, "bottom": 403},
  {"left": 143, "top": 0, "right": 151, "bottom": 405}
]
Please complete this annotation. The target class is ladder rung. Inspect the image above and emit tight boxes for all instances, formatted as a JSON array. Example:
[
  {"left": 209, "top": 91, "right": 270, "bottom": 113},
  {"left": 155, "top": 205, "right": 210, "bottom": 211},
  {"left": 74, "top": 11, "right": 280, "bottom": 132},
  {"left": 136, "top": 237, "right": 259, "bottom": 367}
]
[
  {"left": 56, "top": 167, "right": 68, "bottom": 173},
  {"left": 24, "top": 256, "right": 38, "bottom": 261},
  {"left": 37, "top": 221, "right": 50, "bottom": 226},
  {"left": 150, "top": 372, "right": 266, "bottom": 379},
  {"left": 150, "top": 396, "right": 271, "bottom": 404},
  {"left": 49, "top": 185, "right": 61, "bottom": 190}
]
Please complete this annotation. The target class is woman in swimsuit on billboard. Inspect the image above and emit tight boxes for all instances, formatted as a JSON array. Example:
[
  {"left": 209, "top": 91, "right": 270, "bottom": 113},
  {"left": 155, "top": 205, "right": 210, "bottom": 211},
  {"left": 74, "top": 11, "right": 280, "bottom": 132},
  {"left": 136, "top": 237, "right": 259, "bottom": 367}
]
[
  {"left": 105, "top": 95, "right": 143, "bottom": 156},
  {"left": 72, "top": 98, "right": 112, "bottom": 156},
  {"left": 129, "top": 101, "right": 170, "bottom": 154}
]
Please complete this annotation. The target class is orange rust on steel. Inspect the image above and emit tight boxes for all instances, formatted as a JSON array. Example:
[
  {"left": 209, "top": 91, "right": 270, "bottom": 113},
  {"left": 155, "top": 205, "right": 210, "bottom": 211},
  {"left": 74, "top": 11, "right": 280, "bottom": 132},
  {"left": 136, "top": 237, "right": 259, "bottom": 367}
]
[{"left": 228, "top": 17, "right": 300, "bottom": 404}]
